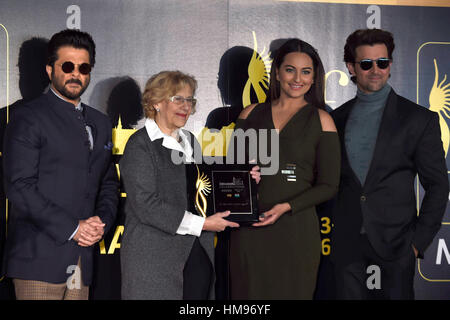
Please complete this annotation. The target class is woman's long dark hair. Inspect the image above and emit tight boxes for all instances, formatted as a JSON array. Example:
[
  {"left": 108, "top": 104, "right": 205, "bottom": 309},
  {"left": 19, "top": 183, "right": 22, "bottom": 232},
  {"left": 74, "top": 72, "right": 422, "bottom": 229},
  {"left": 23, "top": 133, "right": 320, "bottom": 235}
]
[{"left": 269, "top": 38, "right": 325, "bottom": 109}]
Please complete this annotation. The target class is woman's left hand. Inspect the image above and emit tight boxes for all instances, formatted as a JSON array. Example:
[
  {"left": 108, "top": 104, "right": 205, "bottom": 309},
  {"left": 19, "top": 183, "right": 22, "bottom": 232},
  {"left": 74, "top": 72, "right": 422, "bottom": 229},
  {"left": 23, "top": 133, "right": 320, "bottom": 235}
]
[
  {"left": 252, "top": 203, "right": 291, "bottom": 227},
  {"left": 250, "top": 165, "right": 261, "bottom": 184}
]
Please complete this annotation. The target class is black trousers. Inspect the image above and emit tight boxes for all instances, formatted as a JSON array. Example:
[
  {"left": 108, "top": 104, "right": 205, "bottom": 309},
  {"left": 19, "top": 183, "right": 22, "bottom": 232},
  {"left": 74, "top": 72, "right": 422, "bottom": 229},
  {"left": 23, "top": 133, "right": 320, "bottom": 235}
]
[
  {"left": 334, "top": 234, "right": 416, "bottom": 300},
  {"left": 183, "top": 238, "right": 213, "bottom": 300}
]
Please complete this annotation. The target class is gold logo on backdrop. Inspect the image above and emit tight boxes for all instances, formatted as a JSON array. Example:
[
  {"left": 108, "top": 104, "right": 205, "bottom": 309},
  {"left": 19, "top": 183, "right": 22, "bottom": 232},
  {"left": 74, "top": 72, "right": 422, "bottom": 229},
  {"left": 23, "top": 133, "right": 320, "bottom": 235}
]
[
  {"left": 428, "top": 59, "right": 450, "bottom": 157},
  {"left": 199, "top": 32, "right": 270, "bottom": 156},
  {"left": 278, "top": 0, "right": 450, "bottom": 8},
  {"left": 416, "top": 43, "right": 450, "bottom": 282},
  {"left": 243, "top": 31, "right": 272, "bottom": 108},
  {"left": 112, "top": 116, "right": 136, "bottom": 155},
  {"left": 198, "top": 123, "right": 235, "bottom": 157},
  {"left": 0, "top": 23, "right": 9, "bottom": 282},
  {"left": 195, "top": 165, "right": 211, "bottom": 218},
  {"left": 325, "top": 70, "right": 350, "bottom": 107},
  {"left": 99, "top": 225, "right": 124, "bottom": 255}
]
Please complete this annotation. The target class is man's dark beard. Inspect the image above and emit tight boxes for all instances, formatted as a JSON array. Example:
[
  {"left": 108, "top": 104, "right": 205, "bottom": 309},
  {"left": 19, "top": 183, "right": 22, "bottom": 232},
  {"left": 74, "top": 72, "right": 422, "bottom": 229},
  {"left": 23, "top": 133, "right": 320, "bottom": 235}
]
[{"left": 53, "top": 78, "right": 89, "bottom": 101}]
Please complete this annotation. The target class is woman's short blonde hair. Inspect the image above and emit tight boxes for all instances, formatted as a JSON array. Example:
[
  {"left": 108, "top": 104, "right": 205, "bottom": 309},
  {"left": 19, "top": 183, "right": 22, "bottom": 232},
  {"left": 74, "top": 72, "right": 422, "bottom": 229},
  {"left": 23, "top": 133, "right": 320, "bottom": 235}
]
[{"left": 142, "top": 70, "right": 198, "bottom": 119}]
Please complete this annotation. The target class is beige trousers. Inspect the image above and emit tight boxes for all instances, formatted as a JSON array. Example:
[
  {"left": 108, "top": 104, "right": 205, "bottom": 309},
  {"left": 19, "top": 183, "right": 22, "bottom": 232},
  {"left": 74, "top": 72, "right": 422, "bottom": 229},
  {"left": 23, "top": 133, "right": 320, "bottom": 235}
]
[{"left": 13, "top": 257, "right": 89, "bottom": 300}]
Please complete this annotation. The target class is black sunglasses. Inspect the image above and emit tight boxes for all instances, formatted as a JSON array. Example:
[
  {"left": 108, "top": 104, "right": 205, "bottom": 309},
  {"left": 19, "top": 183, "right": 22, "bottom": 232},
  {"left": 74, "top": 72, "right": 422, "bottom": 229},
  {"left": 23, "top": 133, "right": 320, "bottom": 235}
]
[
  {"left": 56, "top": 61, "right": 92, "bottom": 75},
  {"left": 356, "top": 58, "right": 391, "bottom": 71}
]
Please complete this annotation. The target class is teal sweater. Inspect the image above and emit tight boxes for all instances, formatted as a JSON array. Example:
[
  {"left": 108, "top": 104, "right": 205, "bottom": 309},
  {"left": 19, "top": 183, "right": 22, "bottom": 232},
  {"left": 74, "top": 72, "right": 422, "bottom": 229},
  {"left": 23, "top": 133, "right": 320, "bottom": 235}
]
[{"left": 344, "top": 84, "right": 391, "bottom": 185}]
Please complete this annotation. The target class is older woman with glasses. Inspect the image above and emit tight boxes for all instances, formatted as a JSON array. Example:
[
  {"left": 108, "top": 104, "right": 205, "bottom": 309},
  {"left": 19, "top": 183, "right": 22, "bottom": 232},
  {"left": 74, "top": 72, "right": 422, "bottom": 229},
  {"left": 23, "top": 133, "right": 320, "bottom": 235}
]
[{"left": 119, "top": 71, "right": 256, "bottom": 300}]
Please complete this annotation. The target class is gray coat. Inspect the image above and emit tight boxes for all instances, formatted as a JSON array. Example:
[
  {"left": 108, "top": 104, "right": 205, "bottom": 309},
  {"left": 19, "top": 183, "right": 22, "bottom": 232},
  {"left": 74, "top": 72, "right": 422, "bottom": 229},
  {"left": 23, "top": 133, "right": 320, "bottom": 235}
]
[{"left": 119, "top": 128, "right": 215, "bottom": 299}]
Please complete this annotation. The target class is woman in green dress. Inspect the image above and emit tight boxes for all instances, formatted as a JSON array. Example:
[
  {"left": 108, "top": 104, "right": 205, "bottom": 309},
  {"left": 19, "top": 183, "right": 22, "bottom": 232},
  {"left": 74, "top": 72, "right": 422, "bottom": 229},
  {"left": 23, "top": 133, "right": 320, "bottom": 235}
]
[{"left": 229, "top": 38, "right": 341, "bottom": 299}]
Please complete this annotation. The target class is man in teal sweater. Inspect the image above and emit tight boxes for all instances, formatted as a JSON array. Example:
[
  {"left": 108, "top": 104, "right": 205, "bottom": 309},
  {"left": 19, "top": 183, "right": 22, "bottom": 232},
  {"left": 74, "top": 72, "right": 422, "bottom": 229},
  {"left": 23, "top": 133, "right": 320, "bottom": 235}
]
[{"left": 331, "top": 29, "right": 448, "bottom": 299}]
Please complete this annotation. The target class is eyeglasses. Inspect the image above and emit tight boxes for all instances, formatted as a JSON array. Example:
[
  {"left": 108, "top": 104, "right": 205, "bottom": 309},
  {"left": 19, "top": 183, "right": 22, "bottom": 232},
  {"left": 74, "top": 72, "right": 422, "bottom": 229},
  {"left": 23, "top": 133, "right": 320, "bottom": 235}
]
[
  {"left": 56, "top": 61, "right": 92, "bottom": 75},
  {"left": 169, "top": 95, "right": 197, "bottom": 107},
  {"left": 355, "top": 58, "right": 391, "bottom": 71}
]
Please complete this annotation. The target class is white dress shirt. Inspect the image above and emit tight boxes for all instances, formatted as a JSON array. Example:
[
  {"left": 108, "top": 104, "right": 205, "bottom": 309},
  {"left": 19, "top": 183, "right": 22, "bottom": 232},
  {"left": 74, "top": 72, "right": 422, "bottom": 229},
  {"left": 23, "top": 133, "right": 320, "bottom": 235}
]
[{"left": 145, "top": 118, "right": 205, "bottom": 237}]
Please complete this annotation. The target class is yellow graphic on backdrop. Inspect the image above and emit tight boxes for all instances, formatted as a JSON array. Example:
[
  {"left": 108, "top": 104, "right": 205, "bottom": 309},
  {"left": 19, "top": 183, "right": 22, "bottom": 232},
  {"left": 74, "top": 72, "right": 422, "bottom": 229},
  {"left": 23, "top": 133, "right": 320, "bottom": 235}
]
[
  {"left": 243, "top": 31, "right": 272, "bottom": 108},
  {"left": 325, "top": 70, "right": 350, "bottom": 106},
  {"left": 429, "top": 59, "right": 450, "bottom": 157},
  {"left": 279, "top": 0, "right": 450, "bottom": 7},
  {"left": 0, "top": 24, "right": 9, "bottom": 282},
  {"left": 112, "top": 116, "right": 136, "bottom": 155},
  {"left": 99, "top": 225, "right": 124, "bottom": 255},
  {"left": 112, "top": 115, "right": 134, "bottom": 198},
  {"left": 417, "top": 42, "right": 450, "bottom": 161},
  {"left": 199, "top": 31, "right": 270, "bottom": 156},
  {"left": 195, "top": 165, "right": 212, "bottom": 218},
  {"left": 416, "top": 42, "right": 450, "bottom": 282},
  {"left": 199, "top": 123, "right": 235, "bottom": 157},
  {"left": 0, "top": 24, "right": 9, "bottom": 123}
]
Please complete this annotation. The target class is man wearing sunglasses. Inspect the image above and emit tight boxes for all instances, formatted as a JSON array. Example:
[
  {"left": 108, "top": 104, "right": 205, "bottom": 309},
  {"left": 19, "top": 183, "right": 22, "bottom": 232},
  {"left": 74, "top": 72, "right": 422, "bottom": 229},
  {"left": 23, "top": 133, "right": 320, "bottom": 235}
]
[
  {"left": 2, "top": 29, "right": 118, "bottom": 299},
  {"left": 331, "top": 28, "right": 448, "bottom": 299}
]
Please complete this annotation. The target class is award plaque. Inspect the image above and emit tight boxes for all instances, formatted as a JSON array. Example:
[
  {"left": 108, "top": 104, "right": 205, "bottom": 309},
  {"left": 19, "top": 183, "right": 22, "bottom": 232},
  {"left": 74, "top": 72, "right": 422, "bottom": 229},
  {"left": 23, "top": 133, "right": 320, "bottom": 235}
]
[{"left": 185, "top": 163, "right": 259, "bottom": 224}]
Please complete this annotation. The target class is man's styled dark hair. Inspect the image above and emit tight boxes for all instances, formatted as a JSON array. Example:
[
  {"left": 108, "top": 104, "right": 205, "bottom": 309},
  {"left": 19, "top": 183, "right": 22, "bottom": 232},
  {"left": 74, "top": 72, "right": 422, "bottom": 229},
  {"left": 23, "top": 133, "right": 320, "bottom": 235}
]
[
  {"left": 344, "top": 28, "right": 395, "bottom": 63},
  {"left": 344, "top": 28, "right": 395, "bottom": 83},
  {"left": 269, "top": 38, "right": 326, "bottom": 110},
  {"left": 47, "top": 29, "right": 96, "bottom": 67}
]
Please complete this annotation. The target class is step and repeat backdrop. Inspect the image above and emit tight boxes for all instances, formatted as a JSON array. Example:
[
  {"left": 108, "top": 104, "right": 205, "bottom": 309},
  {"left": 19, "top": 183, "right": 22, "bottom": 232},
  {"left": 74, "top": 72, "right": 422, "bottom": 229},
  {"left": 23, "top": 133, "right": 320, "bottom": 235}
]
[{"left": 0, "top": 0, "right": 449, "bottom": 299}]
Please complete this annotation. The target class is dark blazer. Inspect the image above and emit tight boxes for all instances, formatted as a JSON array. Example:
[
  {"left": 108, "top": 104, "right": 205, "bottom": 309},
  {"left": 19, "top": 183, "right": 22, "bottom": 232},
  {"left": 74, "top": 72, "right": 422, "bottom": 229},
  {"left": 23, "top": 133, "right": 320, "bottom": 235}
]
[
  {"left": 2, "top": 90, "right": 119, "bottom": 285},
  {"left": 331, "top": 88, "right": 448, "bottom": 263}
]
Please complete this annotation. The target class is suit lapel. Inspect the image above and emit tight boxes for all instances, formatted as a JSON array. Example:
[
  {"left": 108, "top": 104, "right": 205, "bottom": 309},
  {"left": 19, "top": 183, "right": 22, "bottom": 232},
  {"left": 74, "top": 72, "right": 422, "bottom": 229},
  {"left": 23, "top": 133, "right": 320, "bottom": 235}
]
[
  {"left": 363, "top": 89, "right": 400, "bottom": 190},
  {"left": 334, "top": 98, "right": 363, "bottom": 189}
]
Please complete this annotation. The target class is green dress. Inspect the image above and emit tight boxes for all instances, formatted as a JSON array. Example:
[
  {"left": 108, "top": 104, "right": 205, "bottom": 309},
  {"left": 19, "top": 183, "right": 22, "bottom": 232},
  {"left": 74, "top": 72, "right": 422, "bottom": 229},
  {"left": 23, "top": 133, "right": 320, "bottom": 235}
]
[{"left": 229, "top": 102, "right": 341, "bottom": 299}]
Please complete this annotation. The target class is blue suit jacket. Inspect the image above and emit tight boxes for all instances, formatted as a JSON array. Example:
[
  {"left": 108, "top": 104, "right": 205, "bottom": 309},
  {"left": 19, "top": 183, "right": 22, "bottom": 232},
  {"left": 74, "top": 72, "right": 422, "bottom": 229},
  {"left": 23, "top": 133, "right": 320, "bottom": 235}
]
[{"left": 2, "top": 90, "right": 119, "bottom": 285}]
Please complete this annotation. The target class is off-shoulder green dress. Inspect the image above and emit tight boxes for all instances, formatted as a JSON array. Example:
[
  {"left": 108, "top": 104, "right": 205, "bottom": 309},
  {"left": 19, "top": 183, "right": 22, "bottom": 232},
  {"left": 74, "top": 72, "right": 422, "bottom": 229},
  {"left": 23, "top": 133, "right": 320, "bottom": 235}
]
[{"left": 229, "top": 102, "right": 341, "bottom": 299}]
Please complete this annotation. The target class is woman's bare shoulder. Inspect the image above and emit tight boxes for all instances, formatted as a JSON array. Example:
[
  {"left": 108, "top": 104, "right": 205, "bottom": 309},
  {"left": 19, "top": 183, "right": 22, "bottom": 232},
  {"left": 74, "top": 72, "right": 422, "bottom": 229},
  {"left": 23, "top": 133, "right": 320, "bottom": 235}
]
[
  {"left": 317, "top": 108, "right": 337, "bottom": 132},
  {"left": 238, "top": 103, "right": 259, "bottom": 120}
]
